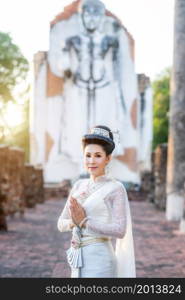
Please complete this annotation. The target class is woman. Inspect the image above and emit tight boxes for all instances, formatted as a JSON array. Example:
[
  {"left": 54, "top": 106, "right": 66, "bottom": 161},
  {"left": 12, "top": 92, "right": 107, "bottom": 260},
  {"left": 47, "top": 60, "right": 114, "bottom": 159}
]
[{"left": 57, "top": 125, "right": 136, "bottom": 278}]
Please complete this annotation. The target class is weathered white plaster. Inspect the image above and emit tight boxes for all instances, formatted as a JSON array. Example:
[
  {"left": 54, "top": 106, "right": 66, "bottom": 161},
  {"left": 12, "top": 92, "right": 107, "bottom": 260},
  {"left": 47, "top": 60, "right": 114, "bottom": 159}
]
[
  {"left": 31, "top": 1, "right": 152, "bottom": 183},
  {"left": 46, "top": 12, "right": 140, "bottom": 182},
  {"left": 30, "top": 60, "right": 47, "bottom": 165},
  {"left": 179, "top": 218, "right": 185, "bottom": 233},
  {"left": 109, "top": 158, "right": 140, "bottom": 184},
  {"left": 139, "top": 86, "right": 153, "bottom": 171},
  {"left": 44, "top": 154, "right": 79, "bottom": 182},
  {"left": 166, "top": 193, "right": 184, "bottom": 220}
]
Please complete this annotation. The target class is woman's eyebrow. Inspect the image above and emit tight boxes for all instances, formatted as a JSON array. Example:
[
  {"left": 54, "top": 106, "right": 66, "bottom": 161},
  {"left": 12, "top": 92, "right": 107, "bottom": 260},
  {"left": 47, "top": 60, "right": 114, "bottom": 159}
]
[{"left": 86, "top": 152, "right": 102, "bottom": 154}]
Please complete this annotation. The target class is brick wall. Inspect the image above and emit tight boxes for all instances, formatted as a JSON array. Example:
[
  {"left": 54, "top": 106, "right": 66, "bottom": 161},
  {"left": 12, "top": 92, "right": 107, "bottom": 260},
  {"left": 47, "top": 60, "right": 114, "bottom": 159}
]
[{"left": 0, "top": 146, "right": 45, "bottom": 231}]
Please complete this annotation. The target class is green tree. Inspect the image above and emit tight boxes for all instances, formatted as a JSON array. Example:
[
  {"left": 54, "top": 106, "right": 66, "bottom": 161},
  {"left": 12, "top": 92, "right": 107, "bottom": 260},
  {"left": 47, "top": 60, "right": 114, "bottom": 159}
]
[
  {"left": 152, "top": 68, "right": 171, "bottom": 150},
  {"left": 0, "top": 31, "right": 28, "bottom": 103},
  {"left": 2, "top": 96, "right": 30, "bottom": 162},
  {"left": 0, "top": 32, "right": 29, "bottom": 160}
]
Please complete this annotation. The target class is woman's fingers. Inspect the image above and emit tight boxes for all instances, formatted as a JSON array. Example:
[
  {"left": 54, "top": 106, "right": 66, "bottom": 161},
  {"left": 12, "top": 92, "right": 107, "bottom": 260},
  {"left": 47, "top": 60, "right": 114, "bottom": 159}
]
[
  {"left": 70, "top": 196, "right": 76, "bottom": 202},
  {"left": 71, "top": 207, "right": 83, "bottom": 219},
  {"left": 69, "top": 197, "right": 86, "bottom": 223},
  {"left": 69, "top": 197, "right": 76, "bottom": 207},
  {"left": 73, "top": 199, "right": 79, "bottom": 209},
  {"left": 70, "top": 204, "right": 85, "bottom": 217},
  {"left": 70, "top": 197, "right": 82, "bottom": 210},
  {"left": 70, "top": 197, "right": 78, "bottom": 209}
]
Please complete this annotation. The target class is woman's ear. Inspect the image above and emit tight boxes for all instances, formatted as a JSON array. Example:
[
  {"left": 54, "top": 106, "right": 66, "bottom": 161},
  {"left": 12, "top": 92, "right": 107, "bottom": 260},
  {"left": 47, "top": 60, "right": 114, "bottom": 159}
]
[{"left": 106, "top": 154, "right": 112, "bottom": 163}]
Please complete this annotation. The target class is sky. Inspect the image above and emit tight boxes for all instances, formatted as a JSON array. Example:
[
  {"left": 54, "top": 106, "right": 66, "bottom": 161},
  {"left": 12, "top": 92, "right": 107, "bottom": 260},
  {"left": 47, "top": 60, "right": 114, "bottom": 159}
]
[{"left": 0, "top": 0, "right": 175, "bottom": 80}]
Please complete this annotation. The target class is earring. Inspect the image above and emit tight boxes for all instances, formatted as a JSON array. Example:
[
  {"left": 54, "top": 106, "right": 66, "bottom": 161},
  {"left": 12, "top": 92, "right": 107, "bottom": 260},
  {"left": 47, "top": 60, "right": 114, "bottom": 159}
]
[{"left": 105, "top": 164, "right": 110, "bottom": 176}]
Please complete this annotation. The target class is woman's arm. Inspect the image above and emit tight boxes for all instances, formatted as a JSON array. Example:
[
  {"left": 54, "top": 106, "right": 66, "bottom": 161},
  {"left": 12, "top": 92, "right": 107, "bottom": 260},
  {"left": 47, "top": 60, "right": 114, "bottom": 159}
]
[
  {"left": 85, "top": 184, "right": 127, "bottom": 239},
  {"left": 57, "top": 180, "right": 81, "bottom": 232}
]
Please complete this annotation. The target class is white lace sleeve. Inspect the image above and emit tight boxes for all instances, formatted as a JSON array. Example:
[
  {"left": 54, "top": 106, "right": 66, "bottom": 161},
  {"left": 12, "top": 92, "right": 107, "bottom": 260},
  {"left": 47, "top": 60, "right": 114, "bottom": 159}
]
[
  {"left": 85, "top": 184, "right": 127, "bottom": 239},
  {"left": 57, "top": 180, "right": 82, "bottom": 232}
]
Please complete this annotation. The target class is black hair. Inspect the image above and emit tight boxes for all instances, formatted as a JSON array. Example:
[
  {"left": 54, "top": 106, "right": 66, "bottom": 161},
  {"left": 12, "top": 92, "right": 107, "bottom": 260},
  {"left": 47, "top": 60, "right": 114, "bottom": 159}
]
[{"left": 82, "top": 125, "right": 115, "bottom": 156}]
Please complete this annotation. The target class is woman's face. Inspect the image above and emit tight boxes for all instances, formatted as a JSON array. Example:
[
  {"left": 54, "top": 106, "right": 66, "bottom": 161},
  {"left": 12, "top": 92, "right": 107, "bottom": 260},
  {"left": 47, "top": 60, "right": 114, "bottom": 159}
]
[{"left": 83, "top": 144, "right": 111, "bottom": 178}]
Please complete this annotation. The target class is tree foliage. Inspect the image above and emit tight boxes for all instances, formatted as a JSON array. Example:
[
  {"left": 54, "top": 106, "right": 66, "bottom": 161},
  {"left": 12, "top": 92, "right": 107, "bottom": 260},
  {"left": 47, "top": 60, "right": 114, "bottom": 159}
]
[
  {"left": 152, "top": 68, "right": 171, "bottom": 150},
  {"left": 0, "top": 31, "right": 28, "bottom": 103},
  {"left": 3, "top": 98, "right": 30, "bottom": 162},
  {"left": 0, "top": 32, "right": 30, "bottom": 161}
]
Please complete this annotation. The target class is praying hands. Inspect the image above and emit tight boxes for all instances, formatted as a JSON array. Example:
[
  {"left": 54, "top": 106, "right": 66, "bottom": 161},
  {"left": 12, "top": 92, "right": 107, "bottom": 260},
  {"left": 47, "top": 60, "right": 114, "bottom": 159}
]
[{"left": 69, "top": 196, "right": 87, "bottom": 227}]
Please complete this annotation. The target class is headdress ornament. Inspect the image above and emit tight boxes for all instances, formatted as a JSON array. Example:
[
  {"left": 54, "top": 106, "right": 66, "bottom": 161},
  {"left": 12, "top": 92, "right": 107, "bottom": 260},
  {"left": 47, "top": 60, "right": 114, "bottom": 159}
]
[{"left": 82, "top": 126, "right": 121, "bottom": 153}]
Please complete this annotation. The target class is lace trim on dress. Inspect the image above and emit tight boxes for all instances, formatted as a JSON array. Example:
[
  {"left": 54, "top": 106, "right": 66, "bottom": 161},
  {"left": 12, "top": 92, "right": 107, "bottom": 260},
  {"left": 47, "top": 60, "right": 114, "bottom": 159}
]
[
  {"left": 57, "top": 177, "right": 127, "bottom": 240},
  {"left": 85, "top": 185, "right": 127, "bottom": 239}
]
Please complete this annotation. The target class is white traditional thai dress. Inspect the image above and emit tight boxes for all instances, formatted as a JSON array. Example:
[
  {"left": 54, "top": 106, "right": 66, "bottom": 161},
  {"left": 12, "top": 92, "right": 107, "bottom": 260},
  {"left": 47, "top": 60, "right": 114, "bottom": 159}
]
[{"left": 57, "top": 174, "right": 136, "bottom": 278}]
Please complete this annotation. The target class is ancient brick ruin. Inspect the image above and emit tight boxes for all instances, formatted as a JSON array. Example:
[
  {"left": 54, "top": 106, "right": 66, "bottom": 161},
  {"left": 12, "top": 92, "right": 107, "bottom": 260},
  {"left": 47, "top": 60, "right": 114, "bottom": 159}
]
[{"left": 0, "top": 145, "right": 45, "bottom": 231}]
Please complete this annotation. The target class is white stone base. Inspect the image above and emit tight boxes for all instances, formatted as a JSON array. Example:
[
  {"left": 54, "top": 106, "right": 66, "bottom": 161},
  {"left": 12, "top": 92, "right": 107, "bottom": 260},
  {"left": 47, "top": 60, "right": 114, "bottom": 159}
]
[
  {"left": 44, "top": 154, "right": 79, "bottom": 183},
  {"left": 179, "top": 219, "right": 185, "bottom": 233},
  {"left": 109, "top": 157, "right": 140, "bottom": 184},
  {"left": 166, "top": 193, "right": 184, "bottom": 221}
]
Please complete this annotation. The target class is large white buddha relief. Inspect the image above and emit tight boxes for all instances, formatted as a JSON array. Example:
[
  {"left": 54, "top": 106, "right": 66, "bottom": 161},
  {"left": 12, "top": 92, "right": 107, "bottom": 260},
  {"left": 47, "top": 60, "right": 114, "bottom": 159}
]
[{"left": 32, "top": 0, "right": 142, "bottom": 183}]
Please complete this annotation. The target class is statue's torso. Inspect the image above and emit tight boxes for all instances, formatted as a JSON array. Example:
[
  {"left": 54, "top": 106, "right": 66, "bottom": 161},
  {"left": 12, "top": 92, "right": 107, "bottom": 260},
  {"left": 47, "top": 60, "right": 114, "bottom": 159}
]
[{"left": 67, "top": 33, "right": 118, "bottom": 87}]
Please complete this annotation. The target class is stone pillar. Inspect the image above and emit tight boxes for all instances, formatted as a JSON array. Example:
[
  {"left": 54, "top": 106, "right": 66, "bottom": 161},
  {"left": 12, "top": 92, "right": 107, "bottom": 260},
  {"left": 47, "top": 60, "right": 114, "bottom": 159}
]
[
  {"left": 166, "top": 0, "right": 185, "bottom": 220},
  {"left": 140, "top": 150, "right": 155, "bottom": 204},
  {"left": 34, "top": 166, "right": 45, "bottom": 204},
  {"left": 23, "top": 164, "right": 37, "bottom": 208},
  {"left": 0, "top": 145, "right": 25, "bottom": 229},
  {"left": 0, "top": 145, "right": 9, "bottom": 230},
  {"left": 179, "top": 183, "right": 185, "bottom": 233},
  {"left": 154, "top": 144, "right": 167, "bottom": 210},
  {"left": 137, "top": 73, "right": 153, "bottom": 172},
  {"left": 23, "top": 164, "right": 45, "bottom": 207},
  {"left": 8, "top": 147, "right": 25, "bottom": 216}
]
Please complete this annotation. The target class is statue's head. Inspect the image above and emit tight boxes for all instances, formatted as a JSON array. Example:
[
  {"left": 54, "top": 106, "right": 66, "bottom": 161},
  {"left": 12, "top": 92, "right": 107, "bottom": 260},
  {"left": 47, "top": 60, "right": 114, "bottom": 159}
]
[{"left": 79, "top": 0, "right": 105, "bottom": 32}]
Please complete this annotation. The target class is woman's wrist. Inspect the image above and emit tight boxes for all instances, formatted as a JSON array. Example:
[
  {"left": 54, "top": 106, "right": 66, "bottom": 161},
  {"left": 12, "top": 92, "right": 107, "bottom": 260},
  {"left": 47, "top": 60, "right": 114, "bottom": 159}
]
[
  {"left": 69, "top": 221, "right": 75, "bottom": 229},
  {"left": 70, "top": 217, "right": 88, "bottom": 229},
  {"left": 79, "top": 216, "right": 88, "bottom": 228},
  {"left": 81, "top": 222, "right": 87, "bottom": 228}
]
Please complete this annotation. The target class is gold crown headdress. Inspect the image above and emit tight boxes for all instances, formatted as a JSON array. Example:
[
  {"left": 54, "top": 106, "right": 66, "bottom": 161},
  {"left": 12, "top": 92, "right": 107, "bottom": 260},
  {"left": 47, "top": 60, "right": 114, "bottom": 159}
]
[{"left": 90, "top": 127, "right": 120, "bottom": 145}]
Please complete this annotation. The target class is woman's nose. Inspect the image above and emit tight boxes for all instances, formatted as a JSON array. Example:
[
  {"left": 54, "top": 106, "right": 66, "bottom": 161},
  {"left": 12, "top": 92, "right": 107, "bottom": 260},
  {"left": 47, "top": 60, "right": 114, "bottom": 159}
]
[{"left": 89, "top": 156, "right": 95, "bottom": 163}]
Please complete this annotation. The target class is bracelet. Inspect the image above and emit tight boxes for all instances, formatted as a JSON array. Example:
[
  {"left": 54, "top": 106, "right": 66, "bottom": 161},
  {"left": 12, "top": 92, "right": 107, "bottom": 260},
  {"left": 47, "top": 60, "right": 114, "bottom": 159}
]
[
  {"left": 72, "top": 220, "right": 82, "bottom": 230},
  {"left": 79, "top": 217, "right": 89, "bottom": 228}
]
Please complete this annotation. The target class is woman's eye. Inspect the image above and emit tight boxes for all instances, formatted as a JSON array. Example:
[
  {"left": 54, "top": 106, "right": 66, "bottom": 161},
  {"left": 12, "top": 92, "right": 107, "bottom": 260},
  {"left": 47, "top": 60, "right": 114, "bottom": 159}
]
[{"left": 85, "top": 154, "right": 101, "bottom": 157}]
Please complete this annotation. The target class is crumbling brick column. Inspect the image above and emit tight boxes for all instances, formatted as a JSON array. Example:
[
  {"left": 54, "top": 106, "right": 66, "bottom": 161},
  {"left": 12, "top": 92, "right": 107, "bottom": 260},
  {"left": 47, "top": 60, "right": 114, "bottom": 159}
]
[
  {"left": 166, "top": 0, "right": 185, "bottom": 221},
  {"left": 23, "top": 164, "right": 45, "bottom": 207},
  {"left": 0, "top": 145, "right": 45, "bottom": 230},
  {"left": 34, "top": 166, "right": 45, "bottom": 204},
  {"left": 141, "top": 151, "right": 155, "bottom": 203},
  {"left": 0, "top": 145, "right": 9, "bottom": 230},
  {"left": 7, "top": 147, "right": 25, "bottom": 216},
  {"left": 154, "top": 144, "right": 167, "bottom": 210},
  {"left": 23, "top": 164, "right": 37, "bottom": 208}
]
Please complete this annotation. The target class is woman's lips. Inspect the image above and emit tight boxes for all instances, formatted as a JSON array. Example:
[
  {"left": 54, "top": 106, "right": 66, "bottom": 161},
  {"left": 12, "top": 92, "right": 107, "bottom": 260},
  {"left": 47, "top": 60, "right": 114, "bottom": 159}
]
[{"left": 88, "top": 167, "right": 97, "bottom": 169}]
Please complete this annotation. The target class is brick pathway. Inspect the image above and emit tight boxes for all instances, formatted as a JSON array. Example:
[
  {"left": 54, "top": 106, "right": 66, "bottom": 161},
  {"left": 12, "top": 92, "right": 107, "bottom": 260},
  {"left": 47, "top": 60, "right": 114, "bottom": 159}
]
[
  {"left": 0, "top": 197, "right": 184, "bottom": 278},
  {"left": 133, "top": 201, "right": 185, "bottom": 278}
]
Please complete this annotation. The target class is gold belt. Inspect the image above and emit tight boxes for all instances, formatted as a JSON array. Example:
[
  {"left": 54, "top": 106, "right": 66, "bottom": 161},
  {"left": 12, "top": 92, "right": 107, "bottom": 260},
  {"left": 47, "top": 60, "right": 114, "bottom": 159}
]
[{"left": 71, "top": 237, "right": 109, "bottom": 249}]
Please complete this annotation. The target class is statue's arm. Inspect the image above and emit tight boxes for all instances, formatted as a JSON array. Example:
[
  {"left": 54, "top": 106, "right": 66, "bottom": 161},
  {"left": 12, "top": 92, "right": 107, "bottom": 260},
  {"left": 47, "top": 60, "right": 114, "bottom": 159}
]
[
  {"left": 47, "top": 23, "right": 74, "bottom": 77},
  {"left": 112, "top": 36, "right": 127, "bottom": 113}
]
